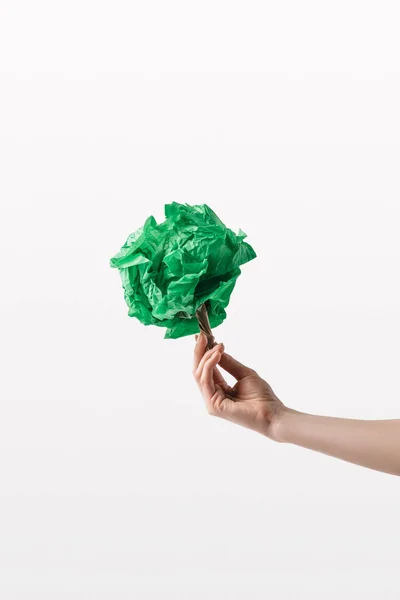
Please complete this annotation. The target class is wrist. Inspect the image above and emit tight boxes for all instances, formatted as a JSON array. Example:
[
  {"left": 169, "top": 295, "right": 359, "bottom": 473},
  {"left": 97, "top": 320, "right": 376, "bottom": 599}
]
[{"left": 273, "top": 407, "right": 307, "bottom": 444}]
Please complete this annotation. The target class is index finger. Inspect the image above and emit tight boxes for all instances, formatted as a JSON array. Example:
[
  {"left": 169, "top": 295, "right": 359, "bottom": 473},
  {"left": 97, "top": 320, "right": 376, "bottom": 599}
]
[{"left": 193, "top": 331, "right": 208, "bottom": 371}]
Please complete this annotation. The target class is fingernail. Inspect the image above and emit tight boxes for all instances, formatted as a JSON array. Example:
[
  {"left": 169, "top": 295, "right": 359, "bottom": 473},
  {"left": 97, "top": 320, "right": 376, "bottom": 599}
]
[{"left": 211, "top": 343, "right": 223, "bottom": 353}]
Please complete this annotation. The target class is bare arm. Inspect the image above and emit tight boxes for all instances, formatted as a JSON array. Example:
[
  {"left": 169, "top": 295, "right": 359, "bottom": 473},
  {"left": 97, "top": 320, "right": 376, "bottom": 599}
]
[
  {"left": 276, "top": 410, "right": 400, "bottom": 476},
  {"left": 192, "top": 332, "right": 400, "bottom": 476}
]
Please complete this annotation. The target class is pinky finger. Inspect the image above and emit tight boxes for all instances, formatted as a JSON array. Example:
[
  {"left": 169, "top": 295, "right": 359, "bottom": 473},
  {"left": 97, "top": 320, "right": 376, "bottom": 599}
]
[{"left": 200, "top": 351, "right": 222, "bottom": 400}]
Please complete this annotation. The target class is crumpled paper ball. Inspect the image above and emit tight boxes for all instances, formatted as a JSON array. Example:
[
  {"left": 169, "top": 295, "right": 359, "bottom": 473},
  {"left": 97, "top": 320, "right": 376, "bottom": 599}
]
[{"left": 110, "top": 201, "right": 256, "bottom": 339}]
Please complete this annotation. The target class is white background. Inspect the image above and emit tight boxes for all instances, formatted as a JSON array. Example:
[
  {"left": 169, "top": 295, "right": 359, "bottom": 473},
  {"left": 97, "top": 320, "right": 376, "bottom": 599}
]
[{"left": 1, "top": 1, "right": 400, "bottom": 598}]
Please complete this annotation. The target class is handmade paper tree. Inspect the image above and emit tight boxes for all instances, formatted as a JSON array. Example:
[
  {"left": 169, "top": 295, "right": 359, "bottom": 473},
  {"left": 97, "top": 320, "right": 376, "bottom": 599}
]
[{"left": 110, "top": 202, "right": 256, "bottom": 349}]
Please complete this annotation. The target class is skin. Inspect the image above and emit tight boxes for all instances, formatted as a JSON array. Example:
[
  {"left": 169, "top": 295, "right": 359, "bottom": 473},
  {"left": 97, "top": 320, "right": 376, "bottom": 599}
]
[{"left": 193, "top": 332, "right": 400, "bottom": 476}]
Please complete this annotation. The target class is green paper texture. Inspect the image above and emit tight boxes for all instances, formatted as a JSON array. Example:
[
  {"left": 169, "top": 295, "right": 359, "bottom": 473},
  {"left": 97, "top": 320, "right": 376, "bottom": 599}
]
[{"left": 110, "top": 202, "right": 257, "bottom": 339}]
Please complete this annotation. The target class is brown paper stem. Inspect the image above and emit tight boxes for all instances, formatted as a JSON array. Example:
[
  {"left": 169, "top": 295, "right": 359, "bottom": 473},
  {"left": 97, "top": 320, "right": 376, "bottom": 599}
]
[{"left": 195, "top": 302, "right": 217, "bottom": 350}]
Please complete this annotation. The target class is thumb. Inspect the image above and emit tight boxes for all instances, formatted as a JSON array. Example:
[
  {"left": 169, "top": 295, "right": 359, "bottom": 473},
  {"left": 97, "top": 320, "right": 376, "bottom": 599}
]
[{"left": 218, "top": 352, "right": 255, "bottom": 380}]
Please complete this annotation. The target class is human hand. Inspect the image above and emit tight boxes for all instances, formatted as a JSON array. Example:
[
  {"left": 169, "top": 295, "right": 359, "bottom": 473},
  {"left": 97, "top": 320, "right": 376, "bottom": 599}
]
[{"left": 193, "top": 332, "right": 286, "bottom": 441}]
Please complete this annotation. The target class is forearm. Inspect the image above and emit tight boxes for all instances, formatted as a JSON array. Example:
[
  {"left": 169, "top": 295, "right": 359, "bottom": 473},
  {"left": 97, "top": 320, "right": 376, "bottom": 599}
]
[{"left": 276, "top": 409, "right": 400, "bottom": 476}]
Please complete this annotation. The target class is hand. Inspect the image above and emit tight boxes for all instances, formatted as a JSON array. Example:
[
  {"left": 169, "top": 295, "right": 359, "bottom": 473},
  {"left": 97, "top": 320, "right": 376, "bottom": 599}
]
[{"left": 193, "top": 332, "right": 286, "bottom": 441}]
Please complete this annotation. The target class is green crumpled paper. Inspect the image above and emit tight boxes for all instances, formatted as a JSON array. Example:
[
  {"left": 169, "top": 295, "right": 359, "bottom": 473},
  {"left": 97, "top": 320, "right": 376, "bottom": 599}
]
[{"left": 109, "top": 201, "right": 257, "bottom": 339}]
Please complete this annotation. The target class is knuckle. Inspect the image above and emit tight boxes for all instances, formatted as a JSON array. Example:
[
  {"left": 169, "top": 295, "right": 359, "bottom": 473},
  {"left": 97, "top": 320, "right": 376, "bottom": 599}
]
[
  {"left": 205, "top": 346, "right": 217, "bottom": 359},
  {"left": 206, "top": 403, "right": 216, "bottom": 416}
]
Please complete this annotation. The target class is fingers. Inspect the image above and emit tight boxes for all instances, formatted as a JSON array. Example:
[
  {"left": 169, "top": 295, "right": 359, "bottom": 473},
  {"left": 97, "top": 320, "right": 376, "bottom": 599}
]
[
  {"left": 218, "top": 352, "right": 256, "bottom": 380},
  {"left": 213, "top": 366, "right": 233, "bottom": 394},
  {"left": 194, "top": 333, "right": 254, "bottom": 381},
  {"left": 193, "top": 332, "right": 208, "bottom": 372},
  {"left": 212, "top": 365, "right": 226, "bottom": 387},
  {"left": 193, "top": 333, "right": 225, "bottom": 400},
  {"left": 193, "top": 333, "right": 224, "bottom": 377},
  {"left": 193, "top": 334, "right": 238, "bottom": 415},
  {"left": 200, "top": 350, "right": 222, "bottom": 400}
]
